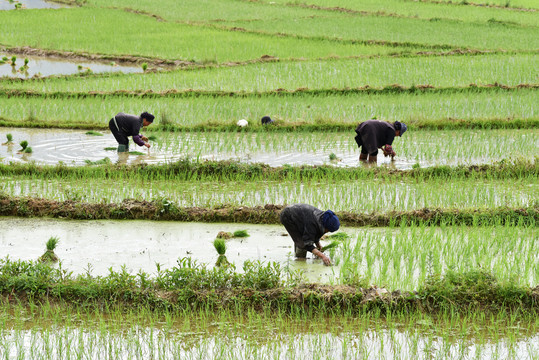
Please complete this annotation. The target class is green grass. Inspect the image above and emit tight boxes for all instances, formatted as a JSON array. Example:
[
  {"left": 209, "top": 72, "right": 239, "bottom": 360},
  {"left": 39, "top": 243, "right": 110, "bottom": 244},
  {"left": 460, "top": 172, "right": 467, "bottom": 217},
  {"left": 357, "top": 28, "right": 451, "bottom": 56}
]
[
  {"left": 0, "top": 88, "right": 536, "bottom": 129},
  {"left": 1, "top": 54, "right": 535, "bottom": 93}
]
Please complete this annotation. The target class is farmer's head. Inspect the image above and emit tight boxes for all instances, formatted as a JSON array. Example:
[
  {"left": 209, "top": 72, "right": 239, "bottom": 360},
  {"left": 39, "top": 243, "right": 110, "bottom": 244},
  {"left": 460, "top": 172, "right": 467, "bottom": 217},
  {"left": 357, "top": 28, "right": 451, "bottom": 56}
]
[
  {"left": 322, "top": 210, "right": 340, "bottom": 233},
  {"left": 394, "top": 121, "right": 407, "bottom": 137},
  {"left": 141, "top": 112, "right": 155, "bottom": 127}
]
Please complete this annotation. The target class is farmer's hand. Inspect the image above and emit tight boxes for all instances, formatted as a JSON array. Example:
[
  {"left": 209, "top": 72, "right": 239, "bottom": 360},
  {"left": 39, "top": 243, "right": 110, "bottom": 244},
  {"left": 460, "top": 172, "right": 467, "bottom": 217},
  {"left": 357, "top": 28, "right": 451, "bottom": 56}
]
[
  {"left": 321, "top": 255, "right": 332, "bottom": 266},
  {"left": 141, "top": 136, "right": 149, "bottom": 142},
  {"left": 382, "top": 145, "right": 394, "bottom": 157},
  {"left": 313, "top": 249, "right": 331, "bottom": 265},
  {"left": 144, "top": 143, "right": 151, "bottom": 148}
]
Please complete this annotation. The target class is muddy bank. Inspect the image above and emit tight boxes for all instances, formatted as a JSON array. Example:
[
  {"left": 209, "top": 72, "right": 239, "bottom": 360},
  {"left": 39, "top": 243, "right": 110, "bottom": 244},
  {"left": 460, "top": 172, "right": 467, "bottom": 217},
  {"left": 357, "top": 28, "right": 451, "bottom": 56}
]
[
  {"left": 0, "top": 196, "right": 536, "bottom": 226},
  {"left": 1, "top": 46, "right": 190, "bottom": 68}
]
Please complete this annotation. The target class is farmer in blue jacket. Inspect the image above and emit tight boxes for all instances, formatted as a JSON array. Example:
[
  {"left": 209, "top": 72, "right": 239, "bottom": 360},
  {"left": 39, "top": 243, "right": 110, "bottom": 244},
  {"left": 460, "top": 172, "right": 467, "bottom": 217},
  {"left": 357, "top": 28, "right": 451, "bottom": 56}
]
[
  {"left": 109, "top": 112, "right": 154, "bottom": 152},
  {"left": 355, "top": 120, "right": 407, "bottom": 163},
  {"left": 279, "top": 204, "right": 340, "bottom": 266}
]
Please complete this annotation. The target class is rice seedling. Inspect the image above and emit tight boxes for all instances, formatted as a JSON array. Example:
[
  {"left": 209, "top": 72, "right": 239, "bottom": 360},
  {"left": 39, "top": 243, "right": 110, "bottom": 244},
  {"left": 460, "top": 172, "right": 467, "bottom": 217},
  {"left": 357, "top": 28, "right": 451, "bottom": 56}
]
[
  {"left": 232, "top": 230, "right": 249, "bottom": 238},
  {"left": 147, "top": 135, "right": 158, "bottom": 141},
  {"left": 216, "top": 231, "right": 232, "bottom": 239},
  {"left": 85, "top": 131, "right": 103, "bottom": 136},
  {"left": 22, "top": 146, "right": 32, "bottom": 153},
  {"left": 84, "top": 157, "right": 112, "bottom": 165},
  {"left": 128, "top": 151, "right": 145, "bottom": 155},
  {"left": 18, "top": 140, "right": 28, "bottom": 151},
  {"left": 2, "top": 133, "right": 13, "bottom": 144},
  {"left": 39, "top": 236, "right": 59, "bottom": 263},
  {"left": 321, "top": 240, "right": 340, "bottom": 252},
  {"left": 213, "top": 238, "right": 230, "bottom": 267},
  {"left": 10, "top": 56, "right": 16, "bottom": 65},
  {"left": 141, "top": 63, "right": 148, "bottom": 72},
  {"left": 104, "top": 147, "right": 117, "bottom": 151}
]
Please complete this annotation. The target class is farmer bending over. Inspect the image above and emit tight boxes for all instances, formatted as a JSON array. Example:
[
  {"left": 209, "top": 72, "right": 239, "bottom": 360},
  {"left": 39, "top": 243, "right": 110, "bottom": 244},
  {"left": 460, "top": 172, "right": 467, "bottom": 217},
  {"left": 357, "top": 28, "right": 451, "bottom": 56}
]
[
  {"left": 109, "top": 112, "right": 154, "bottom": 152},
  {"left": 354, "top": 119, "right": 407, "bottom": 163},
  {"left": 279, "top": 204, "right": 340, "bottom": 266}
]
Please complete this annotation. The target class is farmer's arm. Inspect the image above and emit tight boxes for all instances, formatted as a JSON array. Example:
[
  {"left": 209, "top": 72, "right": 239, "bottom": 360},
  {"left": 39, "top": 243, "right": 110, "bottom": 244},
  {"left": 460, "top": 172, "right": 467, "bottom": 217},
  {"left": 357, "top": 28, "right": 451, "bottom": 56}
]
[
  {"left": 132, "top": 135, "right": 150, "bottom": 148},
  {"left": 302, "top": 228, "right": 331, "bottom": 266}
]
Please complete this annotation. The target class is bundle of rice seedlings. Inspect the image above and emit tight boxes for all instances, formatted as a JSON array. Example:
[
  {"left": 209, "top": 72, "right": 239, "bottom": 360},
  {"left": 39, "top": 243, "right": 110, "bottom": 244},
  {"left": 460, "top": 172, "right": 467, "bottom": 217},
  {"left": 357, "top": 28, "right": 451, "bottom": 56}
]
[
  {"left": 327, "top": 232, "right": 350, "bottom": 241},
  {"left": 214, "top": 238, "right": 230, "bottom": 267},
  {"left": 321, "top": 240, "right": 340, "bottom": 252},
  {"left": 39, "top": 237, "right": 59, "bottom": 263},
  {"left": 232, "top": 230, "right": 249, "bottom": 238}
]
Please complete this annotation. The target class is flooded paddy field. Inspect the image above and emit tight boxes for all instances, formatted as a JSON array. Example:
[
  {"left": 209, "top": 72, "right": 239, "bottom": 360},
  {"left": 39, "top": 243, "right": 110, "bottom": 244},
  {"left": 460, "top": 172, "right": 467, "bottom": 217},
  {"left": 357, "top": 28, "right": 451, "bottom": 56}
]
[
  {"left": 0, "top": 0, "right": 63, "bottom": 10},
  {"left": 0, "top": 53, "right": 142, "bottom": 78},
  {"left": 1, "top": 318, "right": 537, "bottom": 360},
  {"left": 0, "top": 218, "right": 536, "bottom": 289},
  {"left": 0, "top": 127, "right": 536, "bottom": 169}
]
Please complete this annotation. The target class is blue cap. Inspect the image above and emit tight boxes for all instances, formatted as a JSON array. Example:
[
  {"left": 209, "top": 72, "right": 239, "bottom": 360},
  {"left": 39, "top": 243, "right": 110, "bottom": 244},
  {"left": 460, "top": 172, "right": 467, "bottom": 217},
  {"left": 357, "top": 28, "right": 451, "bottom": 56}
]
[
  {"left": 400, "top": 122, "right": 407, "bottom": 135},
  {"left": 261, "top": 116, "right": 274, "bottom": 125},
  {"left": 322, "top": 210, "right": 340, "bottom": 232}
]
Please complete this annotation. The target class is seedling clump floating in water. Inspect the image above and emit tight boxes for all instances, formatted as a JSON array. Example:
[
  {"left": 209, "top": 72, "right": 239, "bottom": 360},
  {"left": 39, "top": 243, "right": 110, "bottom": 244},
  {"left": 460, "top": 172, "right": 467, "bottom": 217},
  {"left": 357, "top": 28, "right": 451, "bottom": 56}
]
[
  {"left": 214, "top": 238, "right": 231, "bottom": 267},
  {"left": 129, "top": 151, "right": 145, "bottom": 156},
  {"left": 233, "top": 230, "right": 250, "bottom": 238},
  {"left": 39, "top": 237, "right": 59, "bottom": 263},
  {"left": 85, "top": 131, "right": 103, "bottom": 136},
  {"left": 104, "top": 147, "right": 117, "bottom": 151},
  {"left": 23, "top": 146, "right": 32, "bottom": 153},
  {"left": 19, "top": 140, "right": 28, "bottom": 151},
  {"left": 2, "top": 133, "right": 13, "bottom": 145},
  {"left": 84, "top": 157, "right": 112, "bottom": 165}
]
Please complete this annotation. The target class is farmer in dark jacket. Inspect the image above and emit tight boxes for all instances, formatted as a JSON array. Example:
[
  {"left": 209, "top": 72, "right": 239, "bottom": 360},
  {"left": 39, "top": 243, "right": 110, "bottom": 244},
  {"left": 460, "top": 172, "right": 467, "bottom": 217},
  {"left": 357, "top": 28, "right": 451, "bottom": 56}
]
[
  {"left": 354, "top": 120, "right": 407, "bottom": 163},
  {"left": 108, "top": 112, "right": 154, "bottom": 152},
  {"left": 279, "top": 204, "right": 340, "bottom": 266}
]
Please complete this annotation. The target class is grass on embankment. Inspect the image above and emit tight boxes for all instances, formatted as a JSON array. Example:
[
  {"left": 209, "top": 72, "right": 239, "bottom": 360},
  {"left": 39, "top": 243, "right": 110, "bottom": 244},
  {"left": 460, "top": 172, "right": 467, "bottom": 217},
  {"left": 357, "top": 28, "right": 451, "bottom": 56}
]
[
  {"left": 0, "top": 257, "right": 537, "bottom": 315},
  {"left": 0, "top": 86, "right": 537, "bottom": 131},
  {"left": 0, "top": 159, "right": 536, "bottom": 182}
]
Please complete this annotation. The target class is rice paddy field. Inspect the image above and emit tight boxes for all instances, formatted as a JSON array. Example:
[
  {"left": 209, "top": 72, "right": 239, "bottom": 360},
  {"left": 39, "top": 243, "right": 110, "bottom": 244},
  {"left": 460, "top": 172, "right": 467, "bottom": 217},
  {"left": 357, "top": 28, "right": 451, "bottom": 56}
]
[{"left": 0, "top": 0, "right": 538, "bottom": 359}]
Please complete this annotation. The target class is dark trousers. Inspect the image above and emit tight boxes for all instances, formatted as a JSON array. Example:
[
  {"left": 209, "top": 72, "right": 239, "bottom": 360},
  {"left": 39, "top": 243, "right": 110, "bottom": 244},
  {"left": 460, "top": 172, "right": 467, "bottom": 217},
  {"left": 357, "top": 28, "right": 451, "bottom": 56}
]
[
  {"left": 355, "top": 133, "right": 378, "bottom": 156},
  {"left": 109, "top": 119, "right": 129, "bottom": 149}
]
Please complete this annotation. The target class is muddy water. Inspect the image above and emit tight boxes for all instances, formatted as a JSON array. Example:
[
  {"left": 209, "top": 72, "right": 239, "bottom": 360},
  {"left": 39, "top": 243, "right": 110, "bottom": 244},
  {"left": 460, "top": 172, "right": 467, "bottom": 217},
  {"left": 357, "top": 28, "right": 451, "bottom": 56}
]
[
  {"left": 0, "top": 218, "right": 339, "bottom": 282},
  {"left": 1, "top": 127, "right": 536, "bottom": 168},
  {"left": 0, "top": 0, "right": 63, "bottom": 10},
  {"left": 0, "top": 54, "right": 142, "bottom": 78},
  {"left": 0, "top": 322, "right": 537, "bottom": 359}
]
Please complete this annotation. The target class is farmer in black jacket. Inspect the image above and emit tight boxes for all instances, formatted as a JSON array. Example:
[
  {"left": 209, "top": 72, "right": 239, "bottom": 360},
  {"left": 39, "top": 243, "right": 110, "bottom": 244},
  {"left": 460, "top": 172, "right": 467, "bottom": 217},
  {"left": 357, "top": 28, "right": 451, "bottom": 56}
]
[
  {"left": 109, "top": 112, "right": 154, "bottom": 152},
  {"left": 279, "top": 204, "right": 340, "bottom": 266},
  {"left": 354, "top": 120, "right": 407, "bottom": 163}
]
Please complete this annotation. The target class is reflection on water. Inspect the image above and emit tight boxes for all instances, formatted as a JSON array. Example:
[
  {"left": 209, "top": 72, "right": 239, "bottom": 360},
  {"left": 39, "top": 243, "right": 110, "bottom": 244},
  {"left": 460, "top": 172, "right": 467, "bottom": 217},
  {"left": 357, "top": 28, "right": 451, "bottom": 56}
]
[
  {"left": 0, "top": 324, "right": 537, "bottom": 359},
  {"left": 0, "top": 54, "right": 142, "bottom": 78},
  {"left": 0, "top": 128, "right": 536, "bottom": 169},
  {"left": 0, "top": 0, "right": 63, "bottom": 10}
]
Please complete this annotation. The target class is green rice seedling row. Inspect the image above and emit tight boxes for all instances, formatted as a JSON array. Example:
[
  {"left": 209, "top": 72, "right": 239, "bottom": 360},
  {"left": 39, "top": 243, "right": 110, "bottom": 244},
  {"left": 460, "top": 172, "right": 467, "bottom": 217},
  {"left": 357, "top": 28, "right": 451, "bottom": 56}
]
[
  {"left": 1, "top": 128, "right": 535, "bottom": 168},
  {"left": 1, "top": 53, "right": 536, "bottom": 93},
  {"left": 0, "top": 88, "right": 537, "bottom": 129},
  {"left": 261, "top": 0, "right": 539, "bottom": 26},
  {"left": 222, "top": 13, "right": 539, "bottom": 51},
  {"left": 2, "top": 177, "right": 536, "bottom": 213},
  {"left": 0, "top": 8, "right": 419, "bottom": 64},
  {"left": 0, "top": 300, "right": 537, "bottom": 360}
]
